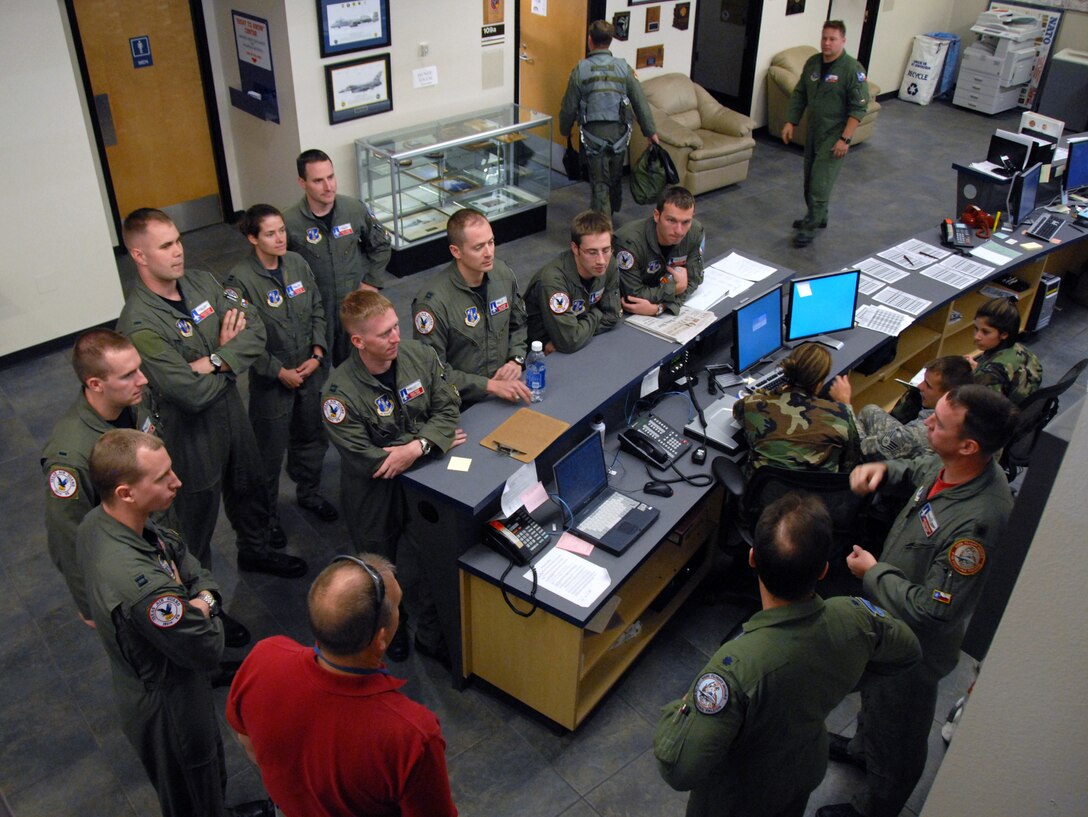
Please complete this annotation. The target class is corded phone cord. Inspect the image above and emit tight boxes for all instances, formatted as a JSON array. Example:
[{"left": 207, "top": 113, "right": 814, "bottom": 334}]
[
  {"left": 500, "top": 561, "right": 539, "bottom": 618},
  {"left": 644, "top": 461, "right": 715, "bottom": 488}
]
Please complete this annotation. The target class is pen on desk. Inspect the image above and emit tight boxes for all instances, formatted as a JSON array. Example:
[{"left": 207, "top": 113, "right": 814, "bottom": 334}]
[
  {"left": 918, "top": 249, "right": 940, "bottom": 261},
  {"left": 993, "top": 211, "right": 1001, "bottom": 233}
]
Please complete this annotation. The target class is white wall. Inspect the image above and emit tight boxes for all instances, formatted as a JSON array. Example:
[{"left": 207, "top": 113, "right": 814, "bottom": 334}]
[
  {"left": 921, "top": 402, "right": 1088, "bottom": 817},
  {"left": 0, "top": 0, "right": 123, "bottom": 356},
  {"left": 751, "top": 2, "right": 832, "bottom": 128},
  {"left": 604, "top": 0, "right": 698, "bottom": 81}
]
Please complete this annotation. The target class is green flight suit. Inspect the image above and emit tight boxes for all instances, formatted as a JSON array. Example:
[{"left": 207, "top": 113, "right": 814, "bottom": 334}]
[
  {"left": 973, "top": 342, "right": 1042, "bottom": 405},
  {"left": 559, "top": 48, "right": 656, "bottom": 214},
  {"left": 614, "top": 216, "right": 706, "bottom": 315},
  {"left": 78, "top": 507, "right": 226, "bottom": 817},
  {"left": 525, "top": 249, "right": 622, "bottom": 353},
  {"left": 655, "top": 596, "right": 920, "bottom": 817},
  {"left": 224, "top": 252, "right": 329, "bottom": 513},
  {"left": 786, "top": 51, "right": 870, "bottom": 237},
  {"left": 283, "top": 194, "right": 391, "bottom": 365},
  {"left": 734, "top": 387, "right": 860, "bottom": 475},
  {"left": 41, "top": 390, "right": 161, "bottom": 617},
  {"left": 411, "top": 259, "right": 528, "bottom": 405},
  {"left": 848, "top": 455, "right": 1013, "bottom": 817},
  {"left": 116, "top": 269, "right": 277, "bottom": 568},
  {"left": 321, "top": 340, "right": 461, "bottom": 557}
]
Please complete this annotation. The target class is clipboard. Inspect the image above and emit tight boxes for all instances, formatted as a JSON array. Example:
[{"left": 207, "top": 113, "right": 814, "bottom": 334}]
[{"left": 480, "top": 408, "right": 570, "bottom": 463}]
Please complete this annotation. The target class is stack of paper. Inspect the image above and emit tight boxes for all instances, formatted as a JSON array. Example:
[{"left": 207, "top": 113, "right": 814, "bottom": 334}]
[{"left": 625, "top": 306, "right": 717, "bottom": 345}]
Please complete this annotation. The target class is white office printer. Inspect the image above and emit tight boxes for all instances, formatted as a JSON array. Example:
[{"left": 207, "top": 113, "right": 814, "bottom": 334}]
[{"left": 954, "top": 11, "right": 1043, "bottom": 114}]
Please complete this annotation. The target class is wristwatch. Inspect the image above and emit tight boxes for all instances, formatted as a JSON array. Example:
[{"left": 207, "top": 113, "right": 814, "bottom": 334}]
[
  {"left": 197, "top": 590, "right": 219, "bottom": 617},
  {"left": 209, "top": 352, "right": 223, "bottom": 373},
  {"left": 509, "top": 355, "right": 526, "bottom": 370},
  {"left": 311, "top": 353, "right": 324, "bottom": 363},
  {"left": 417, "top": 438, "right": 433, "bottom": 456},
  {"left": 655, "top": 303, "right": 665, "bottom": 316},
  {"left": 841, "top": 136, "right": 852, "bottom": 145}
]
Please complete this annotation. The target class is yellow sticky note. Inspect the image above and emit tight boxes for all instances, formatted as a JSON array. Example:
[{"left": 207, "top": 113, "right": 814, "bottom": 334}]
[{"left": 447, "top": 456, "right": 472, "bottom": 472}]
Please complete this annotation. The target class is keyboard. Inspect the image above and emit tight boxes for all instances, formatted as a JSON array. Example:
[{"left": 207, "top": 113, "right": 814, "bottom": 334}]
[
  {"left": 580, "top": 493, "right": 638, "bottom": 538},
  {"left": 748, "top": 366, "right": 786, "bottom": 392},
  {"left": 1025, "top": 214, "right": 1063, "bottom": 241}
]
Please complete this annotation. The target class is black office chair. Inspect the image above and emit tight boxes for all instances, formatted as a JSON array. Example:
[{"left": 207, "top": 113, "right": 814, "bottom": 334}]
[{"left": 1000, "top": 357, "right": 1088, "bottom": 482}]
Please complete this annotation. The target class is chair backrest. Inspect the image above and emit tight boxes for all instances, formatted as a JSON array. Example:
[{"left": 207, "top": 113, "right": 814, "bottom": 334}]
[
  {"left": 1002, "top": 358, "right": 1088, "bottom": 469},
  {"left": 642, "top": 73, "right": 701, "bottom": 126}
]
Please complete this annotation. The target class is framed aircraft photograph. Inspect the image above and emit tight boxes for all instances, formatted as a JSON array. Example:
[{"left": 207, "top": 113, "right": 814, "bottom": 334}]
[
  {"left": 325, "top": 53, "right": 392, "bottom": 125},
  {"left": 318, "top": 0, "right": 391, "bottom": 58}
]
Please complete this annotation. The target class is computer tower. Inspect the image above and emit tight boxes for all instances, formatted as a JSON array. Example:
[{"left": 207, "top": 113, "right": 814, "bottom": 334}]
[{"left": 1026, "top": 273, "right": 1060, "bottom": 332}]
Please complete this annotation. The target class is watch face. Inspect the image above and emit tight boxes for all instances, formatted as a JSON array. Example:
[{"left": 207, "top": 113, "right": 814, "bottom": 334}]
[{"left": 210, "top": 353, "right": 223, "bottom": 367}]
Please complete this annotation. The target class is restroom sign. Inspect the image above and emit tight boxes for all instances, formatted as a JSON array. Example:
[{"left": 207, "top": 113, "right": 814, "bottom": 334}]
[{"left": 130, "top": 35, "right": 153, "bottom": 68}]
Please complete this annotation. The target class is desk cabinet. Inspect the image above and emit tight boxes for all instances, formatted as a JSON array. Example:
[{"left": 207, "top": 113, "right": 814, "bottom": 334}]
[{"left": 460, "top": 490, "right": 721, "bottom": 730}]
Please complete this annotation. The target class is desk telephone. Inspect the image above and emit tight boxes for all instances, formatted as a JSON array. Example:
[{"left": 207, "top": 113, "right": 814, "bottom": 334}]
[
  {"left": 619, "top": 414, "right": 691, "bottom": 468},
  {"left": 483, "top": 507, "right": 550, "bottom": 565},
  {"left": 940, "top": 219, "right": 973, "bottom": 249}
]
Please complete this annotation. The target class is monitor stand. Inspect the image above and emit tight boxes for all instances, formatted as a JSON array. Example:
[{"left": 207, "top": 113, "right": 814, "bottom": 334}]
[{"left": 788, "top": 335, "right": 844, "bottom": 351}]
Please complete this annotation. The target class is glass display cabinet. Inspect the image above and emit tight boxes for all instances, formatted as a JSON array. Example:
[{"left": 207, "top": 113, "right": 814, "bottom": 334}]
[{"left": 355, "top": 104, "right": 552, "bottom": 275}]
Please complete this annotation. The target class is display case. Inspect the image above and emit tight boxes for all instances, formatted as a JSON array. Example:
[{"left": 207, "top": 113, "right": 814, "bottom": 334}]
[{"left": 355, "top": 104, "right": 552, "bottom": 275}]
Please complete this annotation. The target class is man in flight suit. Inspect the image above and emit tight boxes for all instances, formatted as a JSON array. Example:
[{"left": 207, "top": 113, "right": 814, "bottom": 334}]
[
  {"left": 559, "top": 19, "right": 658, "bottom": 214},
  {"left": 116, "top": 208, "right": 307, "bottom": 580},
  {"left": 322, "top": 290, "right": 464, "bottom": 661},
  {"left": 526, "top": 209, "right": 622, "bottom": 354},
  {"left": 818, "top": 385, "right": 1018, "bottom": 817},
  {"left": 412, "top": 209, "right": 531, "bottom": 405},
  {"left": 614, "top": 186, "right": 705, "bottom": 316},
  {"left": 78, "top": 430, "right": 228, "bottom": 817},
  {"left": 284, "top": 148, "right": 391, "bottom": 365},
  {"left": 655, "top": 493, "right": 920, "bottom": 817},
  {"left": 225, "top": 203, "right": 337, "bottom": 525},
  {"left": 782, "top": 20, "right": 870, "bottom": 248}
]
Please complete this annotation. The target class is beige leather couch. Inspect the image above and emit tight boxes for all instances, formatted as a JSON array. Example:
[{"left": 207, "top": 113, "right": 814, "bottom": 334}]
[
  {"left": 628, "top": 73, "right": 756, "bottom": 196},
  {"left": 766, "top": 46, "right": 882, "bottom": 147}
]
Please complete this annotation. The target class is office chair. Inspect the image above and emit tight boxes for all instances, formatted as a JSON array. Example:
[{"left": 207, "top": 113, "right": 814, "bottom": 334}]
[{"left": 1000, "top": 357, "right": 1088, "bottom": 481}]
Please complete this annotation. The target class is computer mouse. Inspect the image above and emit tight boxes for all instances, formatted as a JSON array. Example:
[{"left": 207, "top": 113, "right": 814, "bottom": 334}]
[{"left": 643, "top": 481, "right": 674, "bottom": 498}]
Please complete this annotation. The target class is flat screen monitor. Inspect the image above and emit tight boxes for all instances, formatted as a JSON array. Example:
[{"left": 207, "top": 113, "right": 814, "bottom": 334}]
[
  {"left": 1065, "top": 136, "right": 1088, "bottom": 192},
  {"left": 785, "top": 269, "right": 860, "bottom": 343},
  {"left": 987, "top": 130, "right": 1033, "bottom": 174},
  {"left": 1007, "top": 163, "right": 1042, "bottom": 227},
  {"left": 731, "top": 285, "right": 783, "bottom": 375}
]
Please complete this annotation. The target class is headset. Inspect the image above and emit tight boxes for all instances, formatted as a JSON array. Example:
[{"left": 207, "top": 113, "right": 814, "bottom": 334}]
[{"left": 331, "top": 554, "right": 386, "bottom": 646}]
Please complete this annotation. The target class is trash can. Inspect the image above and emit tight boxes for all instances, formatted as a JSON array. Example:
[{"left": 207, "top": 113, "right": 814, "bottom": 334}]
[{"left": 926, "top": 32, "right": 960, "bottom": 99}]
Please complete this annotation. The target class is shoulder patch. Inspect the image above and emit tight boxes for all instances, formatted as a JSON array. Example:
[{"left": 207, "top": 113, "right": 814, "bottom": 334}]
[
  {"left": 148, "top": 595, "right": 184, "bottom": 628},
  {"left": 414, "top": 309, "right": 435, "bottom": 335},
  {"left": 949, "top": 539, "right": 985, "bottom": 576},
  {"left": 855, "top": 597, "right": 887, "bottom": 617},
  {"left": 617, "top": 249, "right": 635, "bottom": 271},
  {"left": 322, "top": 398, "right": 347, "bottom": 424},
  {"left": 49, "top": 469, "right": 78, "bottom": 499},
  {"left": 693, "top": 672, "right": 729, "bottom": 715},
  {"left": 549, "top": 291, "right": 571, "bottom": 314}
]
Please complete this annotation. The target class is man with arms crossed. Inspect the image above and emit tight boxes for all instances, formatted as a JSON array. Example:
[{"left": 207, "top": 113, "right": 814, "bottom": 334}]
[
  {"left": 655, "top": 493, "right": 920, "bottom": 817},
  {"left": 818, "top": 385, "right": 1017, "bottom": 817},
  {"left": 284, "top": 148, "right": 391, "bottom": 364},
  {"left": 226, "top": 555, "right": 458, "bottom": 817},
  {"left": 614, "top": 186, "right": 704, "bottom": 316},
  {"left": 412, "top": 209, "right": 531, "bottom": 404}
]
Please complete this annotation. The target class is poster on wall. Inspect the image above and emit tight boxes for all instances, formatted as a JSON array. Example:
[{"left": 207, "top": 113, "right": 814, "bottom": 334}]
[
  {"left": 673, "top": 3, "right": 690, "bottom": 29},
  {"left": 318, "top": 0, "right": 391, "bottom": 58},
  {"left": 483, "top": 0, "right": 504, "bottom": 24},
  {"left": 613, "top": 11, "right": 631, "bottom": 40},
  {"left": 987, "top": 2, "right": 1063, "bottom": 107},
  {"left": 230, "top": 11, "right": 279, "bottom": 122},
  {"left": 786, "top": 0, "right": 806, "bottom": 15},
  {"left": 325, "top": 53, "right": 392, "bottom": 124}
]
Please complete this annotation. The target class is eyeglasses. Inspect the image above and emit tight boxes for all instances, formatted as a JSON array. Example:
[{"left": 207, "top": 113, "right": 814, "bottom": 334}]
[
  {"left": 331, "top": 555, "right": 386, "bottom": 644},
  {"left": 577, "top": 246, "right": 613, "bottom": 258}
]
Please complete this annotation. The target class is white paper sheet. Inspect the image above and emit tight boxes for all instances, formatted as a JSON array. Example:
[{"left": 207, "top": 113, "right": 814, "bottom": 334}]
[
  {"left": 714, "top": 251, "right": 777, "bottom": 282},
  {"left": 684, "top": 266, "right": 751, "bottom": 310},
  {"left": 855, "top": 303, "right": 913, "bottom": 336},
  {"left": 500, "top": 461, "right": 538, "bottom": 518},
  {"left": 527, "top": 548, "right": 611, "bottom": 607}
]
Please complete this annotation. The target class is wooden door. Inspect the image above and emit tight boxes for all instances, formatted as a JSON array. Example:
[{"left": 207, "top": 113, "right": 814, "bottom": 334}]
[
  {"left": 72, "top": 0, "right": 221, "bottom": 231},
  {"left": 517, "top": 0, "right": 590, "bottom": 147}
]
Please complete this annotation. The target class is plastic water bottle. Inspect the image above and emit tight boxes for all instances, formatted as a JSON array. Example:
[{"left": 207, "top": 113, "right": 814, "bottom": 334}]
[{"left": 525, "top": 341, "right": 546, "bottom": 403}]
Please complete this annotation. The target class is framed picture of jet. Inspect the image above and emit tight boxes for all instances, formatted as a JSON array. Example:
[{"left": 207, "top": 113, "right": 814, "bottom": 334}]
[
  {"left": 318, "top": 0, "right": 391, "bottom": 58},
  {"left": 325, "top": 53, "right": 392, "bottom": 124}
]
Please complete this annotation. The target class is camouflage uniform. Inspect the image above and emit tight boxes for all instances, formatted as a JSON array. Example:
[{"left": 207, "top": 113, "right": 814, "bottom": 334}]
[
  {"left": 733, "top": 388, "right": 860, "bottom": 474},
  {"left": 973, "top": 343, "right": 1042, "bottom": 405},
  {"left": 559, "top": 49, "right": 656, "bottom": 214},
  {"left": 857, "top": 405, "right": 932, "bottom": 462}
]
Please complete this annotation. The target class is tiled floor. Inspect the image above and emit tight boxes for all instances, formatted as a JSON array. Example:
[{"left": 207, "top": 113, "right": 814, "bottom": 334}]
[{"left": 2, "top": 97, "right": 1086, "bottom": 817}]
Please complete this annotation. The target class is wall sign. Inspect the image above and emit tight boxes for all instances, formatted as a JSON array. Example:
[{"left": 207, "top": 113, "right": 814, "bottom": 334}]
[
  {"left": 229, "top": 11, "right": 279, "bottom": 123},
  {"left": 129, "top": 36, "right": 152, "bottom": 69}
]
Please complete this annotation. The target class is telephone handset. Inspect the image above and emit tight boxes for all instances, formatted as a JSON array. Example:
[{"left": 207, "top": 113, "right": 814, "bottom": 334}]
[
  {"left": 960, "top": 205, "right": 993, "bottom": 239},
  {"left": 483, "top": 507, "right": 550, "bottom": 565},
  {"left": 940, "top": 219, "right": 973, "bottom": 249}
]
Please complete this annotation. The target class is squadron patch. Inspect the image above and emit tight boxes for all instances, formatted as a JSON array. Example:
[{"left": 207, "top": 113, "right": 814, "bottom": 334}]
[
  {"left": 810, "top": 71, "right": 820, "bottom": 82},
  {"left": 549, "top": 292, "right": 571, "bottom": 314},
  {"left": 286, "top": 281, "right": 305, "bottom": 298},
  {"left": 148, "top": 595, "right": 185, "bottom": 629},
  {"left": 617, "top": 250, "right": 635, "bottom": 271},
  {"left": 374, "top": 395, "right": 394, "bottom": 417},
  {"left": 414, "top": 310, "right": 435, "bottom": 335},
  {"left": 305, "top": 227, "right": 322, "bottom": 244},
  {"left": 176, "top": 319, "right": 194, "bottom": 338},
  {"left": 223, "top": 287, "right": 241, "bottom": 303},
  {"left": 693, "top": 672, "right": 729, "bottom": 715},
  {"left": 322, "top": 398, "right": 347, "bottom": 424},
  {"left": 857, "top": 597, "right": 887, "bottom": 617},
  {"left": 571, "top": 299, "right": 586, "bottom": 315},
  {"left": 647, "top": 260, "right": 662, "bottom": 276},
  {"left": 464, "top": 306, "right": 480, "bottom": 327},
  {"left": 857, "top": 71, "right": 867, "bottom": 82},
  {"left": 949, "top": 539, "right": 986, "bottom": 576},
  {"left": 266, "top": 289, "right": 284, "bottom": 308},
  {"left": 49, "top": 469, "right": 77, "bottom": 499}
]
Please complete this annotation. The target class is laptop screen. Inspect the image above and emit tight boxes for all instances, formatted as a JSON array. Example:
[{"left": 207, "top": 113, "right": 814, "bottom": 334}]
[{"left": 553, "top": 433, "right": 608, "bottom": 515}]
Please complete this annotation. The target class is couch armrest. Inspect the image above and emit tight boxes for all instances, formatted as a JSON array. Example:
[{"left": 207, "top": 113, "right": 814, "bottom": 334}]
[
  {"left": 653, "top": 107, "right": 703, "bottom": 150},
  {"left": 704, "top": 106, "right": 755, "bottom": 138}
]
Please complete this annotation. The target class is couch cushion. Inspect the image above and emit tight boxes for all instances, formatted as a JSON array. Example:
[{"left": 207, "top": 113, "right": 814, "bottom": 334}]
[{"left": 689, "top": 131, "right": 755, "bottom": 168}]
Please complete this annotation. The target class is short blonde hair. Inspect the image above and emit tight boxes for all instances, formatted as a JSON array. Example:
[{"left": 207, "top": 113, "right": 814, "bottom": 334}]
[
  {"left": 340, "top": 290, "right": 395, "bottom": 335},
  {"left": 89, "top": 429, "right": 163, "bottom": 502}
]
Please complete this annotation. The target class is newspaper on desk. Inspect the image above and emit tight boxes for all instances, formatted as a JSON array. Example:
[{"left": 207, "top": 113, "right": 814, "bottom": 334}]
[
  {"left": 625, "top": 305, "right": 717, "bottom": 345},
  {"left": 527, "top": 548, "right": 611, "bottom": 607}
]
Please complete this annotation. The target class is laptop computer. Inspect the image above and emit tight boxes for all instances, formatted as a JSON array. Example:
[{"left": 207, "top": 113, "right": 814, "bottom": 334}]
[
  {"left": 552, "top": 433, "right": 660, "bottom": 555},
  {"left": 684, "top": 392, "right": 743, "bottom": 452}
]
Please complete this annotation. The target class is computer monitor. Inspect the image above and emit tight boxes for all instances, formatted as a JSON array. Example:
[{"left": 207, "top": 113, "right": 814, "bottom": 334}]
[
  {"left": 1007, "top": 163, "right": 1042, "bottom": 227},
  {"left": 785, "top": 269, "right": 860, "bottom": 344},
  {"left": 987, "top": 129, "right": 1033, "bottom": 174},
  {"left": 1064, "top": 136, "right": 1088, "bottom": 194},
  {"left": 730, "top": 284, "right": 783, "bottom": 375}
]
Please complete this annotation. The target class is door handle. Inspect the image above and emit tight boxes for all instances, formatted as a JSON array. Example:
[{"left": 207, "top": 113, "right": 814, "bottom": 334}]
[{"left": 519, "top": 43, "right": 534, "bottom": 64}]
